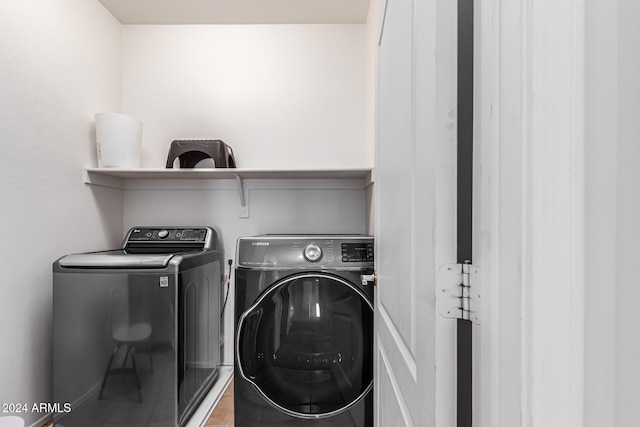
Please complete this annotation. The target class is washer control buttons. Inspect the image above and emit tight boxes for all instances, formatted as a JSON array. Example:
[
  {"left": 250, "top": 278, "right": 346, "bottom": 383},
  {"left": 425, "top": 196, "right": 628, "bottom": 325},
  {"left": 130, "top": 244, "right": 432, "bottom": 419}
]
[
  {"left": 303, "top": 244, "right": 323, "bottom": 262},
  {"left": 157, "top": 230, "right": 170, "bottom": 239}
]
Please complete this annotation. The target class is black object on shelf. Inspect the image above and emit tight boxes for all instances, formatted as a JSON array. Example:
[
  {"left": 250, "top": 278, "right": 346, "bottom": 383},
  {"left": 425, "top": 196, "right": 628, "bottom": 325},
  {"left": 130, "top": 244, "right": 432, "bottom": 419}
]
[{"left": 166, "top": 140, "right": 236, "bottom": 169}]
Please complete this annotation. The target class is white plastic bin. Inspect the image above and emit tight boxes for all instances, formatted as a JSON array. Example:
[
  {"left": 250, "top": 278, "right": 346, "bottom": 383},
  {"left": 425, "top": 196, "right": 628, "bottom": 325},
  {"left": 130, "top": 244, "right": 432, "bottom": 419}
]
[{"left": 94, "top": 112, "right": 142, "bottom": 168}]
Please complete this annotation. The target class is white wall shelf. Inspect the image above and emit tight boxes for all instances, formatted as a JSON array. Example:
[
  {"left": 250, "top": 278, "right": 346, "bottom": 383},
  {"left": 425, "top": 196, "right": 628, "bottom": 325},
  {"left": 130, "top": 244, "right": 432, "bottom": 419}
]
[
  {"left": 84, "top": 167, "right": 374, "bottom": 218},
  {"left": 84, "top": 167, "right": 373, "bottom": 188}
]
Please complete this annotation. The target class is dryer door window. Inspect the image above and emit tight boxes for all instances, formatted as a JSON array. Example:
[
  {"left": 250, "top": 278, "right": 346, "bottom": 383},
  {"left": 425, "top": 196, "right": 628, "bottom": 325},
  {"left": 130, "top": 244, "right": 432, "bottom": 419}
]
[{"left": 236, "top": 273, "right": 374, "bottom": 419}]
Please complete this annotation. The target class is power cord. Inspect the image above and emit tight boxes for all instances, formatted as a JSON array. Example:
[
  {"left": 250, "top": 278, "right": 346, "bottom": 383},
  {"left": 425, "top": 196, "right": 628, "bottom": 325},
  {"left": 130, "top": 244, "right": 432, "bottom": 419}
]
[{"left": 220, "top": 259, "right": 233, "bottom": 318}]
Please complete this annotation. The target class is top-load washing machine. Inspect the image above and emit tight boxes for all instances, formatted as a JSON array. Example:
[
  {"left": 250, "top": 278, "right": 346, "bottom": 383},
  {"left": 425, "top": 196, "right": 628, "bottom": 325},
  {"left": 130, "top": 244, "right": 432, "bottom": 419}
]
[
  {"left": 53, "top": 227, "right": 223, "bottom": 427},
  {"left": 234, "top": 235, "right": 375, "bottom": 426}
]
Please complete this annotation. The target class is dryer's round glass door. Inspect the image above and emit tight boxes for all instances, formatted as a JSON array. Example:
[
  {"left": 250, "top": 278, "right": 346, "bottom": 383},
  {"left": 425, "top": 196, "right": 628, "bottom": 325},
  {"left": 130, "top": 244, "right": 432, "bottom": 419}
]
[{"left": 236, "top": 273, "right": 374, "bottom": 419}]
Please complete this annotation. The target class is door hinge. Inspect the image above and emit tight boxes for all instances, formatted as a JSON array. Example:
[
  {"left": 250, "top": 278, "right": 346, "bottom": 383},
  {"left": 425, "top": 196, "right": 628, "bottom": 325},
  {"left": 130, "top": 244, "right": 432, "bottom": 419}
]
[{"left": 437, "top": 262, "right": 480, "bottom": 324}]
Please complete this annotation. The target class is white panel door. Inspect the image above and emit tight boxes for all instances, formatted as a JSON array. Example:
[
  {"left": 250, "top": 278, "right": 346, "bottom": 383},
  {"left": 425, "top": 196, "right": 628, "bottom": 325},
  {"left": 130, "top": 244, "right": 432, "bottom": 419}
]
[{"left": 375, "top": 0, "right": 457, "bottom": 425}]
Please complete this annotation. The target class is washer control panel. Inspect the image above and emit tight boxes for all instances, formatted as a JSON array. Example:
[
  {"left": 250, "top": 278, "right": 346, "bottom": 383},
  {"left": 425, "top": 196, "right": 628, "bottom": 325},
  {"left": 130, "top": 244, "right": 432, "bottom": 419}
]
[
  {"left": 127, "top": 228, "right": 208, "bottom": 242},
  {"left": 122, "top": 227, "right": 218, "bottom": 252}
]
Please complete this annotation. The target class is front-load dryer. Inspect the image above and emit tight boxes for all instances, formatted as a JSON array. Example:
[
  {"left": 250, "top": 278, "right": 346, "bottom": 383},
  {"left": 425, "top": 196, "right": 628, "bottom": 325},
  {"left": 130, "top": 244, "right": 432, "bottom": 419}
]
[{"left": 234, "top": 235, "right": 375, "bottom": 426}]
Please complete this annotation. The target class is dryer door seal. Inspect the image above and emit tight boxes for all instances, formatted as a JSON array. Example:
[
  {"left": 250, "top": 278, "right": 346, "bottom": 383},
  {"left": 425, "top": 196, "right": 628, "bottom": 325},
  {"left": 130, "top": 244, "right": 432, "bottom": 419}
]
[{"left": 236, "top": 272, "right": 373, "bottom": 420}]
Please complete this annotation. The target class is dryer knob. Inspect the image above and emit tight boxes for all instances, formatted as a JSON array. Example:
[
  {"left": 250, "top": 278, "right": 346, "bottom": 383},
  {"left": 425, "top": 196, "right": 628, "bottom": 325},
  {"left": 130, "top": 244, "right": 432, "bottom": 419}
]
[
  {"left": 157, "top": 230, "right": 169, "bottom": 239},
  {"left": 303, "top": 244, "right": 323, "bottom": 262}
]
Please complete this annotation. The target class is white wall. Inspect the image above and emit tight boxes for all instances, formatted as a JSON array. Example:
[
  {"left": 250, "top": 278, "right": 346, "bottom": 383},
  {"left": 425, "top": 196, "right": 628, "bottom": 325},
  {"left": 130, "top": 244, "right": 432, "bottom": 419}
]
[
  {"left": 0, "top": 0, "right": 123, "bottom": 426},
  {"left": 121, "top": 24, "right": 371, "bottom": 169},
  {"left": 614, "top": 1, "right": 640, "bottom": 425},
  {"left": 584, "top": 0, "right": 617, "bottom": 425},
  {"left": 476, "top": 0, "right": 527, "bottom": 424},
  {"left": 584, "top": 1, "right": 640, "bottom": 426},
  {"left": 123, "top": 181, "right": 369, "bottom": 259}
]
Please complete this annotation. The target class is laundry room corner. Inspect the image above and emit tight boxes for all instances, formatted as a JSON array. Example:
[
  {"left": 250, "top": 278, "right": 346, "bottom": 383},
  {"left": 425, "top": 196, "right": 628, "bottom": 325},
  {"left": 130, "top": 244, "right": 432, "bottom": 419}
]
[{"left": 113, "top": 21, "right": 373, "bottom": 371}]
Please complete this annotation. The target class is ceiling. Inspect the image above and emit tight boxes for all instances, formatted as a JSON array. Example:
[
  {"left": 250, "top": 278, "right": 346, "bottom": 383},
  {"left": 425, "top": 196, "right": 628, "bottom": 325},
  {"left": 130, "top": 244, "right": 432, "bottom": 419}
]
[{"left": 97, "top": 0, "right": 372, "bottom": 25}]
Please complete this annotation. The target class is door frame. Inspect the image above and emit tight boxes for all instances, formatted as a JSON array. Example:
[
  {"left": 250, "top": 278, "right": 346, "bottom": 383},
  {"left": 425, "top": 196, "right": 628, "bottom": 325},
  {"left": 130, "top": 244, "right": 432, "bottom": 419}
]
[{"left": 476, "top": 0, "right": 586, "bottom": 426}]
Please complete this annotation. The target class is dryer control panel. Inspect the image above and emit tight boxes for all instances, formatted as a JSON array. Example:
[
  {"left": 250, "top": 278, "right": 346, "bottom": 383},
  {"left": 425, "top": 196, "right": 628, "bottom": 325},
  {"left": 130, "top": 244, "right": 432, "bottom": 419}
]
[
  {"left": 237, "top": 235, "right": 374, "bottom": 269},
  {"left": 341, "top": 242, "right": 375, "bottom": 263}
]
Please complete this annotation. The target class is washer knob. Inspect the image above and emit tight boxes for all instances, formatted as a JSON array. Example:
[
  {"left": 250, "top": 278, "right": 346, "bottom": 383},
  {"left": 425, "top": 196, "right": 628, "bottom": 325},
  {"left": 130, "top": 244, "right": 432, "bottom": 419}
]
[
  {"left": 157, "top": 230, "right": 170, "bottom": 239},
  {"left": 303, "top": 244, "right": 323, "bottom": 262}
]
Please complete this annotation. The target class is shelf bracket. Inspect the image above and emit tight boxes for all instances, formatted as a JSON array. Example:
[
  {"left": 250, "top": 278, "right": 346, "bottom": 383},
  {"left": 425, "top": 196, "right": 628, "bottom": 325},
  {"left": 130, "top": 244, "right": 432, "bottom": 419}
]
[
  {"left": 235, "top": 174, "right": 249, "bottom": 218},
  {"left": 83, "top": 169, "right": 124, "bottom": 189}
]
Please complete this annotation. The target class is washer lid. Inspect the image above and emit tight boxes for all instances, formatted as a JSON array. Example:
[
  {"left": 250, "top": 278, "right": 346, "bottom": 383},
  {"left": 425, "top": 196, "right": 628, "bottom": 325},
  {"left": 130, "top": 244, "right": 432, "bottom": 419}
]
[{"left": 59, "top": 251, "right": 174, "bottom": 268}]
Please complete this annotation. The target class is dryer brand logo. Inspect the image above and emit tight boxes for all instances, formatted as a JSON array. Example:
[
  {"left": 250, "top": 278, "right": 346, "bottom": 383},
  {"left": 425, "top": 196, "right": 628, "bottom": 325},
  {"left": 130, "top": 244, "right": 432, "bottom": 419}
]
[{"left": 252, "top": 242, "right": 270, "bottom": 246}]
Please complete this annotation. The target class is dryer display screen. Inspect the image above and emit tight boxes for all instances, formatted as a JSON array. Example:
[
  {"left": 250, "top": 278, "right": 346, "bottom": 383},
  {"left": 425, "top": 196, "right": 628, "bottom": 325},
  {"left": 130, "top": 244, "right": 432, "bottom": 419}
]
[{"left": 341, "top": 243, "right": 374, "bottom": 263}]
